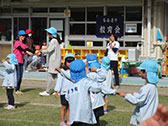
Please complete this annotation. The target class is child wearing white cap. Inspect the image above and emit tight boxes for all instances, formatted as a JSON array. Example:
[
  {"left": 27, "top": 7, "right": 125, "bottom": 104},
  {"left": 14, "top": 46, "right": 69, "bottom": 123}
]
[
  {"left": 0, "top": 53, "right": 18, "bottom": 109},
  {"left": 117, "top": 60, "right": 159, "bottom": 125}
]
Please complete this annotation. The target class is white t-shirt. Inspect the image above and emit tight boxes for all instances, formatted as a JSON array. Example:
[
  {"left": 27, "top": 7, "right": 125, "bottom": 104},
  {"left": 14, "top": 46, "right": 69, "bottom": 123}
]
[{"left": 107, "top": 41, "right": 120, "bottom": 61}]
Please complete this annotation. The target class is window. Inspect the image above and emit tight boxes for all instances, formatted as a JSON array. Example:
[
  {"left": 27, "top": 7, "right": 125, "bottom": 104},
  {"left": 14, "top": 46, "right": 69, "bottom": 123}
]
[
  {"left": 70, "top": 8, "right": 85, "bottom": 21},
  {"left": 14, "top": 18, "right": 28, "bottom": 39},
  {"left": 126, "top": 6, "right": 142, "bottom": 21},
  {"left": 49, "top": 8, "right": 66, "bottom": 13},
  {"left": 125, "top": 41, "right": 138, "bottom": 47},
  {"left": 70, "top": 41, "right": 85, "bottom": 46},
  {"left": 0, "top": 18, "right": 12, "bottom": 41},
  {"left": 13, "top": 8, "right": 28, "bottom": 13},
  {"left": 70, "top": 24, "right": 85, "bottom": 35},
  {"left": 31, "top": 18, "right": 47, "bottom": 45},
  {"left": 93, "top": 41, "right": 103, "bottom": 46},
  {"left": 107, "top": 7, "right": 124, "bottom": 16},
  {"left": 87, "top": 24, "right": 96, "bottom": 35},
  {"left": 125, "top": 23, "right": 142, "bottom": 35},
  {"left": 32, "top": 8, "right": 48, "bottom": 13},
  {"left": 0, "top": 8, "right": 11, "bottom": 13},
  {"left": 119, "top": 41, "right": 124, "bottom": 47},
  {"left": 87, "top": 7, "right": 103, "bottom": 21}
]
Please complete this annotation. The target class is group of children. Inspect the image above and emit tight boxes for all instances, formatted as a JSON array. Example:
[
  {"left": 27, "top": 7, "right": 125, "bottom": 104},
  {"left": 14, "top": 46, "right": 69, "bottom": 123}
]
[
  {"left": 52, "top": 53, "right": 160, "bottom": 126},
  {"left": 0, "top": 50, "right": 160, "bottom": 125}
]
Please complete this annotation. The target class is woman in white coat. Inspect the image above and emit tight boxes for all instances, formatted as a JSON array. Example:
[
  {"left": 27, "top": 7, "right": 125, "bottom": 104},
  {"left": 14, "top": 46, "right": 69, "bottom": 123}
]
[{"left": 39, "top": 27, "right": 61, "bottom": 96}]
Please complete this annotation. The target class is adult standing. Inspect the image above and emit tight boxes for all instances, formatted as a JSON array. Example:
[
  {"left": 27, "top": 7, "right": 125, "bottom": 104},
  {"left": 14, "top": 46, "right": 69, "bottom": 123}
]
[
  {"left": 24, "top": 29, "right": 35, "bottom": 72},
  {"left": 105, "top": 33, "right": 120, "bottom": 88},
  {"left": 13, "top": 30, "right": 33, "bottom": 95},
  {"left": 39, "top": 27, "right": 61, "bottom": 96}
]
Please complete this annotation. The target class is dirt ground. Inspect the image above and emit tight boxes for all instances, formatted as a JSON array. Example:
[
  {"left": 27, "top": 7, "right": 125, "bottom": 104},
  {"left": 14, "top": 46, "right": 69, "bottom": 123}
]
[{"left": 0, "top": 79, "right": 168, "bottom": 96}]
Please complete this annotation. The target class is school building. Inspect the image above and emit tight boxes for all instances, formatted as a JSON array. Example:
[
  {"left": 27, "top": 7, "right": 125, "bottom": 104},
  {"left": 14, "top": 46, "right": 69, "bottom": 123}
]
[{"left": 0, "top": 0, "right": 168, "bottom": 62}]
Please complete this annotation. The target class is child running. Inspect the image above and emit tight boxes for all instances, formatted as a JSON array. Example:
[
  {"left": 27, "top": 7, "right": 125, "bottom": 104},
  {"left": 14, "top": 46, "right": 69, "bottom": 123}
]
[
  {"left": 54, "top": 53, "right": 75, "bottom": 126},
  {"left": 117, "top": 60, "right": 159, "bottom": 125},
  {"left": 65, "top": 59, "right": 115, "bottom": 126},
  {"left": 0, "top": 53, "right": 18, "bottom": 109}
]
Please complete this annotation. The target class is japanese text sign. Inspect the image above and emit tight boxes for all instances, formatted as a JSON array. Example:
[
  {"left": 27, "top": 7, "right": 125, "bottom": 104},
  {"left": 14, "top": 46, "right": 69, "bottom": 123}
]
[{"left": 96, "top": 16, "right": 124, "bottom": 38}]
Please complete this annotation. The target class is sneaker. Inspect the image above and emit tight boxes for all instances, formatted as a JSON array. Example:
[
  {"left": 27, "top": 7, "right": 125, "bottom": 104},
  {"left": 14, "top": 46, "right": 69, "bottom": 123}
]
[
  {"left": 15, "top": 91, "right": 23, "bottom": 95},
  {"left": 25, "top": 70, "right": 28, "bottom": 72},
  {"left": 60, "top": 121, "right": 66, "bottom": 126},
  {"left": 4, "top": 105, "right": 15, "bottom": 110},
  {"left": 104, "top": 110, "right": 108, "bottom": 114},
  {"left": 116, "top": 85, "right": 120, "bottom": 89},
  {"left": 66, "top": 120, "right": 70, "bottom": 126},
  {"left": 52, "top": 92, "right": 56, "bottom": 95},
  {"left": 39, "top": 91, "right": 50, "bottom": 96}
]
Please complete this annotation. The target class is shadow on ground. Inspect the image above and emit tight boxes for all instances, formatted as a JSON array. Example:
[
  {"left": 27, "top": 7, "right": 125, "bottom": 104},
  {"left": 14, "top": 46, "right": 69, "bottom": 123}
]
[
  {"left": 0, "top": 103, "right": 6, "bottom": 108},
  {"left": 100, "top": 120, "right": 108, "bottom": 126},
  {"left": 21, "top": 88, "right": 36, "bottom": 93},
  {"left": 108, "top": 105, "right": 116, "bottom": 112},
  {"left": 15, "top": 102, "right": 30, "bottom": 108}
]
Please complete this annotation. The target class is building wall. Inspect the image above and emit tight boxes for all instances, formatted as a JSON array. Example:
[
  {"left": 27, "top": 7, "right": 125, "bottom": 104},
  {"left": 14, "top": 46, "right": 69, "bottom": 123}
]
[{"left": 0, "top": 0, "right": 167, "bottom": 60}]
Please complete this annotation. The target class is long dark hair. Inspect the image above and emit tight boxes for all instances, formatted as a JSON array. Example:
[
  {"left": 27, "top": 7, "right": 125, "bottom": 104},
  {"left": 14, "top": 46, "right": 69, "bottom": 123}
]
[
  {"left": 62, "top": 57, "right": 75, "bottom": 70},
  {"left": 110, "top": 33, "right": 118, "bottom": 41},
  {"left": 56, "top": 34, "right": 62, "bottom": 44}
]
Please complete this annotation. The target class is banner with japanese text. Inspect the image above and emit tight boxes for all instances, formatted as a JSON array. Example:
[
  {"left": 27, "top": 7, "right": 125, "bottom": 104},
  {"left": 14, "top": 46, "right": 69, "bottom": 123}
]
[{"left": 96, "top": 16, "right": 124, "bottom": 38}]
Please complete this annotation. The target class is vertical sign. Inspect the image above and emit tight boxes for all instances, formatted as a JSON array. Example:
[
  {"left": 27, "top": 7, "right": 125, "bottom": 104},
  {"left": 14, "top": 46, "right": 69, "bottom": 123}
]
[{"left": 96, "top": 16, "right": 124, "bottom": 38}]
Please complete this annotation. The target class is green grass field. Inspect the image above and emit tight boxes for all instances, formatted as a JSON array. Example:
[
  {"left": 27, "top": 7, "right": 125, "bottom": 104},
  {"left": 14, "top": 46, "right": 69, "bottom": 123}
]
[{"left": 0, "top": 88, "right": 168, "bottom": 126}]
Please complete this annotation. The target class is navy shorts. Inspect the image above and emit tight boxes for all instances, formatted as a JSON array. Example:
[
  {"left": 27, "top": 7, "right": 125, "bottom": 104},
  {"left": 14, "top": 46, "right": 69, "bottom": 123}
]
[{"left": 60, "top": 95, "right": 69, "bottom": 106}]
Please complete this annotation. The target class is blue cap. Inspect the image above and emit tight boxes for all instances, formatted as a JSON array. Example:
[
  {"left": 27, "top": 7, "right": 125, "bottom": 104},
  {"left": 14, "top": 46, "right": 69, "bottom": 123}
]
[
  {"left": 86, "top": 54, "right": 100, "bottom": 69},
  {"left": 137, "top": 60, "right": 158, "bottom": 84},
  {"left": 17, "top": 30, "right": 27, "bottom": 39},
  {"left": 100, "top": 57, "right": 110, "bottom": 70},
  {"left": 70, "top": 59, "right": 86, "bottom": 83},
  {"left": 45, "top": 27, "right": 57, "bottom": 37},
  {"left": 64, "top": 53, "right": 75, "bottom": 60},
  {"left": 6, "top": 53, "right": 18, "bottom": 65}
]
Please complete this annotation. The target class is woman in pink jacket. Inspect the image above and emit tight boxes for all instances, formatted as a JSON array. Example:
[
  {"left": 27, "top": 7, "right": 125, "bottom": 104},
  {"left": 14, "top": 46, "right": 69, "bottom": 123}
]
[{"left": 13, "top": 30, "right": 33, "bottom": 95}]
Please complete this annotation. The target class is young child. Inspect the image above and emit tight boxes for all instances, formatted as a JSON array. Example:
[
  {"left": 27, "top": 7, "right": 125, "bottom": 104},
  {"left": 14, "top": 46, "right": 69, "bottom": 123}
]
[
  {"left": 86, "top": 54, "right": 116, "bottom": 126},
  {"left": 29, "top": 50, "right": 42, "bottom": 69},
  {"left": 41, "top": 42, "right": 47, "bottom": 67},
  {"left": 117, "top": 60, "right": 159, "bottom": 125},
  {"left": 100, "top": 56, "right": 114, "bottom": 113},
  {"left": 0, "top": 53, "right": 18, "bottom": 109},
  {"left": 65, "top": 59, "right": 115, "bottom": 126},
  {"left": 54, "top": 53, "right": 75, "bottom": 126}
]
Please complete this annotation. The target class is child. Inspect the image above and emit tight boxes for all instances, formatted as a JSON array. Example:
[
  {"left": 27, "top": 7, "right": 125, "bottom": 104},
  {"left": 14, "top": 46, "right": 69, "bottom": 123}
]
[
  {"left": 65, "top": 59, "right": 115, "bottom": 126},
  {"left": 117, "top": 60, "right": 159, "bottom": 125},
  {"left": 29, "top": 50, "right": 42, "bottom": 70},
  {"left": 100, "top": 56, "right": 114, "bottom": 113},
  {"left": 54, "top": 53, "right": 75, "bottom": 126},
  {"left": 41, "top": 42, "right": 47, "bottom": 67},
  {"left": 0, "top": 53, "right": 18, "bottom": 109},
  {"left": 86, "top": 54, "right": 116, "bottom": 126}
]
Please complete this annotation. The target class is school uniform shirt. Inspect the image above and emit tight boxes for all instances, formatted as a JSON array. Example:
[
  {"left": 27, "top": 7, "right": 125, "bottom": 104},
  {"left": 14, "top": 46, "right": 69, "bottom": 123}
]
[
  {"left": 102, "top": 69, "right": 114, "bottom": 88},
  {"left": 54, "top": 70, "right": 70, "bottom": 95},
  {"left": 42, "top": 38, "right": 61, "bottom": 74},
  {"left": 106, "top": 41, "right": 120, "bottom": 61},
  {"left": 13, "top": 40, "right": 28, "bottom": 64},
  {"left": 87, "top": 70, "right": 116, "bottom": 109},
  {"left": 65, "top": 77, "right": 115, "bottom": 125},
  {"left": 0, "top": 61, "right": 17, "bottom": 88},
  {"left": 125, "top": 83, "right": 158, "bottom": 125}
]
